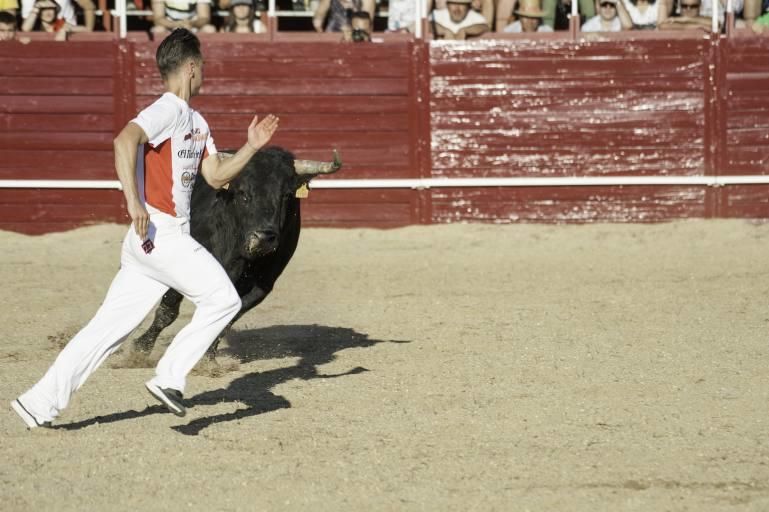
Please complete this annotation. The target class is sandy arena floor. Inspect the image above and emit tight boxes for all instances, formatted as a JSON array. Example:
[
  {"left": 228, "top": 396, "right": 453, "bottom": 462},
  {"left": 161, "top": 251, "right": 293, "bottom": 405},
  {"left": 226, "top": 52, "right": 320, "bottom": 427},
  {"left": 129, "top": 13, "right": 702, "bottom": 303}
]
[{"left": 1, "top": 220, "right": 768, "bottom": 511}]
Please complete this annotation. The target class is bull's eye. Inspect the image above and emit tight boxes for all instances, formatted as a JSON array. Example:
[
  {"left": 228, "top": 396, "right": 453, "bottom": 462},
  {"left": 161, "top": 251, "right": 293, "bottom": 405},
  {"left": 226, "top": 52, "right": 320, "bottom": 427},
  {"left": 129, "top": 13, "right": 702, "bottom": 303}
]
[{"left": 238, "top": 192, "right": 250, "bottom": 203}]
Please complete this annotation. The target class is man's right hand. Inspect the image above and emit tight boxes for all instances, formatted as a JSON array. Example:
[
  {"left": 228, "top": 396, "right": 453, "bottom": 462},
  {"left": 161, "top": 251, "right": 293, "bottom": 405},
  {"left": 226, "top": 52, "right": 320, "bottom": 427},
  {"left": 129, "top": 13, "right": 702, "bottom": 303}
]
[{"left": 128, "top": 199, "right": 150, "bottom": 241}]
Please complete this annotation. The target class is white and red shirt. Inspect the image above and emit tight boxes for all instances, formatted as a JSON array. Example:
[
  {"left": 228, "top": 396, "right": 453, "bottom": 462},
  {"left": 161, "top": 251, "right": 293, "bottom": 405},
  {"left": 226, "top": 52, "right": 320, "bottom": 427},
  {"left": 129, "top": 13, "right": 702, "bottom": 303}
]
[{"left": 131, "top": 92, "right": 217, "bottom": 219}]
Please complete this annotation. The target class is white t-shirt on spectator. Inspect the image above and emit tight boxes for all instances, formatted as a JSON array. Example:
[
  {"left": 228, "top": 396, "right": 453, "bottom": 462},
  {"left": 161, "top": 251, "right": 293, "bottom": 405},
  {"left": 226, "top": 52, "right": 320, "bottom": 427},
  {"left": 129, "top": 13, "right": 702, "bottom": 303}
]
[
  {"left": 432, "top": 8, "right": 488, "bottom": 34},
  {"left": 699, "top": 0, "right": 742, "bottom": 21},
  {"left": 503, "top": 19, "right": 554, "bottom": 31},
  {"left": 388, "top": 0, "right": 417, "bottom": 31},
  {"left": 620, "top": 0, "right": 660, "bottom": 25},
  {"left": 581, "top": 14, "right": 622, "bottom": 30},
  {"left": 164, "top": 0, "right": 212, "bottom": 21},
  {"left": 21, "top": 0, "right": 77, "bottom": 25}
]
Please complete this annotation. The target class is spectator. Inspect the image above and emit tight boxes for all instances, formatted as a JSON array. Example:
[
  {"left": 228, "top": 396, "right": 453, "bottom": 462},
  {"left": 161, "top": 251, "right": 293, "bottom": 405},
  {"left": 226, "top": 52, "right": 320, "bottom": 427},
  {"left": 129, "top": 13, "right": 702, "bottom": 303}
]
[
  {"left": 658, "top": 0, "right": 714, "bottom": 29},
  {"left": 618, "top": 0, "right": 668, "bottom": 28},
  {"left": 21, "top": 0, "right": 95, "bottom": 31},
  {"left": 432, "top": 0, "right": 489, "bottom": 38},
  {"left": 699, "top": 0, "right": 743, "bottom": 24},
  {"left": 581, "top": 0, "right": 632, "bottom": 29},
  {"left": 21, "top": 0, "right": 94, "bottom": 39},
  {"left": 0, "top": 10, "right": 17, "bottom": 39},
  {"left": 313, "top": 0, "right": 375, "bottom": 32},
  {"left": 342, "top": 9, "right": 371, "bottom": 39},
  {"left": 434, "top": 0, "right": 493, "bottom": 25},
  {"left": 220, "top": 0, "right": 266, "bottom": 32},
  {"left": 503, "top": 0, "right": 554, "bottom": 30},
  {"left": 150, "top": 0, "right": 216, "bottom": 34},
  {"left": 1, "top": 0, "right": 18, "bottom": 16},
  {"left": 495, "top": 0, "right": 595, "bottom": 30}
]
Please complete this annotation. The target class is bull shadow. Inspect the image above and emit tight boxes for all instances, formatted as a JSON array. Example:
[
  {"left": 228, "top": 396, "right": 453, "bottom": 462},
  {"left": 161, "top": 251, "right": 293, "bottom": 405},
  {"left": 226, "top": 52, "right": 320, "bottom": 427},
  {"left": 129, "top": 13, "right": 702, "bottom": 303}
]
[
  {"left": 175, "top": 324, "right": 408, "bottom": 436},
  {"left": 53, "top": 325, "right": 408, "bottom": 434}
]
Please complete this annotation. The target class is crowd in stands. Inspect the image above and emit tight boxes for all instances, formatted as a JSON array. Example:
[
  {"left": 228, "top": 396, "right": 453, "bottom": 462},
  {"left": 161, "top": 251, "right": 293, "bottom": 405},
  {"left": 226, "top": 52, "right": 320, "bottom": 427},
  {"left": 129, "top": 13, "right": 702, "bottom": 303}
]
[{"left": 1, "top": 0, "right": 769, "bottom": 41}]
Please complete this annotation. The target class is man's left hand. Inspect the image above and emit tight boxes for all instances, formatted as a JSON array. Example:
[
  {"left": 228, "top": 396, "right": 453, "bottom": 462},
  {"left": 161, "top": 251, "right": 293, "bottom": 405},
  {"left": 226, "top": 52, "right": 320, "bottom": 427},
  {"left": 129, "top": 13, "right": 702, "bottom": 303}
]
[{"left": 247, "top": 114, "right": 280, "bottom": 151}]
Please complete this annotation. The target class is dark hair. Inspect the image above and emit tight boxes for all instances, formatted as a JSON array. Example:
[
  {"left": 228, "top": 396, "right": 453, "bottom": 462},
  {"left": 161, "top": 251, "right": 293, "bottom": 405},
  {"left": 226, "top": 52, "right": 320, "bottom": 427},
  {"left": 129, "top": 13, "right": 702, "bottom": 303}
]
[
  {"left": 155, "top": 29, "right": 202, "bottom": 81},
  {"left": 350, "top": 11, "right": 372, "bottom": 22},
  {"left": 0, "top": 11, "right": 16, "bottom": 26},
  {"left": 223, "top": 3, "right": 256, "bottom": 32}
]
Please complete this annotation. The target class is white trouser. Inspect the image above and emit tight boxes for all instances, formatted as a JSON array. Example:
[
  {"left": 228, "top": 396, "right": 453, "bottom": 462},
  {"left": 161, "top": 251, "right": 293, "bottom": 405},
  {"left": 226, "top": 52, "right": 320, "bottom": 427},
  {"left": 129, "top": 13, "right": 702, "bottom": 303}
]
[{"left": 18, "top": 212, "right": 241, "bottom": 423}]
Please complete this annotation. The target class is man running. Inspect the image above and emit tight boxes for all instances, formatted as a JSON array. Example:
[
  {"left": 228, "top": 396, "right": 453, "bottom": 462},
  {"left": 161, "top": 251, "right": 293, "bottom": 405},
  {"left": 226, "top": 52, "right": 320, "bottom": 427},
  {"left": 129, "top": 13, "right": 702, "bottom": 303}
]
[{"left": 11, "top": 28, "right": 279, "bottom": 428}]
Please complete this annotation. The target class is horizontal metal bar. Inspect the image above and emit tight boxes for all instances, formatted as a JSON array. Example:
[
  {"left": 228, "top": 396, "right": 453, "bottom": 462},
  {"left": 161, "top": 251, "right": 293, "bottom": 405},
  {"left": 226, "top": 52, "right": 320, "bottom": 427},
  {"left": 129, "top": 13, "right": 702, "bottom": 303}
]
[
  {"left": 109, "top": 9, "right": 389, "bottom": 17},
  {"left": 5, "top": 176, "right": 769, "bottom": 191},
  {"left": 309, "top": 176, "right": 769, "bottom": 189},
  {"left": 0, "top": 180, "right": 124, "bottom": 190}
]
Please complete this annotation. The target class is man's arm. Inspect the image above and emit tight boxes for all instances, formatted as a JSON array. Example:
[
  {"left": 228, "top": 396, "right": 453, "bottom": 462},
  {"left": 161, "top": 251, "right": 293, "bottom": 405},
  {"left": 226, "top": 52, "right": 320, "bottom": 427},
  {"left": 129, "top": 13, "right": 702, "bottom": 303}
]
[
  {"left": 433, "top": 22, "right": 456, "bottom": 38},
  {"left": 73, "top": 0, "right": 96, "bottom": 30},
  {"left": 495, "top": 0, "right": 515, "bottom": 30},
  {"left": 114, "top": 122, "right": 151, "bottom": 239},
  {"left": 616, "top": 0, "right": 633, "bottom": 29},
  {"left": 201, "top": 114, "right": 279, "bottom": 190},
  {"left": 312, "top": 0, "right": 330, "bottom": 32},
  {"left": 190, "top": 2, "right": 212, "bottom": 28},
  {"left": 460, "top": 22, "right": 489, "bottom": 37},
  {"left": 658, "top": 15, "right": 715, "bottom": 29}
]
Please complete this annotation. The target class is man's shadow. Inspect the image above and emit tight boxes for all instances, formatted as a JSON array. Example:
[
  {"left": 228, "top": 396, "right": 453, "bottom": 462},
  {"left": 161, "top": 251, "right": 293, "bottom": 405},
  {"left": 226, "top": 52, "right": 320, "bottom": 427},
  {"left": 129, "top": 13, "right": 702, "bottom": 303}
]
[{"left": 55, "top": 325, "right": 409, "bottom": 435}]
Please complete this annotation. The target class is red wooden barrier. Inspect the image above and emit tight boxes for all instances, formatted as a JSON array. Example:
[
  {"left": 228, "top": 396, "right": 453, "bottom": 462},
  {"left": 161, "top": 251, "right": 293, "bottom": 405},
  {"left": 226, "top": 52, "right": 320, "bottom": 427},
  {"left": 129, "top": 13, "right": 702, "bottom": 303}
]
[{"left": 1, "top": 32, "right": 768, "bottom": 233}]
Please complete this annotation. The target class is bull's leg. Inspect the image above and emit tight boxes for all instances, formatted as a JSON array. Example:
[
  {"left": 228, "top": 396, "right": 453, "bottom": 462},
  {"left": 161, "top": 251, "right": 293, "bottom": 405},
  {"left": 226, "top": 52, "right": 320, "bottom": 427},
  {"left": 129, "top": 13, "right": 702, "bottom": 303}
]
[
  {"left": 204, "top": 285, "right": 271, "bottom": 359},
  {"left": 133, "top": 289, "right": 184, "bottom": 354}
]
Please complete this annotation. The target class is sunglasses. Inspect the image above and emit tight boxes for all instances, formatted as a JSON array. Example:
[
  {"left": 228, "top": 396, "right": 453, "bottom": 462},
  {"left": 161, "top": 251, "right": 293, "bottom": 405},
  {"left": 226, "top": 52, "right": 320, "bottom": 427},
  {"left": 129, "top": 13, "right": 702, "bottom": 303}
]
[
  {"left": 599, "top": 2, "right": 616, "bottom": 6},
  {"left": 680, "top": 2, "right": 700, "bottom": 7}
]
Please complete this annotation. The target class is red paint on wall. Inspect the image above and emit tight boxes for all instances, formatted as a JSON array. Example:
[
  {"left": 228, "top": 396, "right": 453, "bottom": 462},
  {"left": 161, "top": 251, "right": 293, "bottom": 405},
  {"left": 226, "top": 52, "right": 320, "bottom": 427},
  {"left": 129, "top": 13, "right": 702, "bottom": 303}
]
[{"left": 1, "top": 33, "right": 768, "bottom": 233}]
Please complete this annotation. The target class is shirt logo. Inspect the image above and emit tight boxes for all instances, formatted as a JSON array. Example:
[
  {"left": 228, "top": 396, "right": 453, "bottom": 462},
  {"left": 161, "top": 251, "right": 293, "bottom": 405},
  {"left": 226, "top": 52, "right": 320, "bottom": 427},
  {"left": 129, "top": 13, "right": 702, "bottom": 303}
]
[
  {"left": 181, "top": 171, "right": 196, "bottom": 188},
  {"left": 177, "top": 148, "right": 204, "bottom": 159},
  {"left": 183, "top": 128, "right": 208, "bottom": 143}
]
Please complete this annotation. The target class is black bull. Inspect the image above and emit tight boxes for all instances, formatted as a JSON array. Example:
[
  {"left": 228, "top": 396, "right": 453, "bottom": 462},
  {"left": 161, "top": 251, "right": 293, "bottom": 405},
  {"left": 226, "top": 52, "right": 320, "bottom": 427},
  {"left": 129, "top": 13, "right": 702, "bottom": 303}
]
[{"left": 132, "top": 146, "right": 341, "bottom": 358}]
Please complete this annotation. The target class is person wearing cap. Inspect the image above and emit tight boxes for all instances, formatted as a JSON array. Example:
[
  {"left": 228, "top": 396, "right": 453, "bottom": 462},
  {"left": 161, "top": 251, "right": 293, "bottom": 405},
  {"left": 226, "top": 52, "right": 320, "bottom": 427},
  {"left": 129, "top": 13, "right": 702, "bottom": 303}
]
[
  {"left": 20, "top": 0, "right": 95, "bottom": 33},
  {"left": 581, "top": 0, "right": 632, "bottom": 30},
  {"left": 503, "top": 0, "right": 554, "bottom": 31},
  {"left": 220, "top": 0, "right": 266, "bottom": 32},
  {"left": 21, "top": 0, "right": 80, "bottom": 38},
  {"left": 496, "top": 0, "right": 595, "bottom": 30},
  {"left": 432, "top": 0, "right": 489, "bottom": 39}
]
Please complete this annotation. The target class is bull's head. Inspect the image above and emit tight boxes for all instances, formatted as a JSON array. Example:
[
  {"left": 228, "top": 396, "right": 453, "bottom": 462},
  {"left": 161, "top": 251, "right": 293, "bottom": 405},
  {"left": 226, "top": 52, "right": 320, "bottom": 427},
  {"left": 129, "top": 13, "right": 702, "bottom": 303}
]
[{"left": 225, "top": 147, "right": 341, "bottom": 260}]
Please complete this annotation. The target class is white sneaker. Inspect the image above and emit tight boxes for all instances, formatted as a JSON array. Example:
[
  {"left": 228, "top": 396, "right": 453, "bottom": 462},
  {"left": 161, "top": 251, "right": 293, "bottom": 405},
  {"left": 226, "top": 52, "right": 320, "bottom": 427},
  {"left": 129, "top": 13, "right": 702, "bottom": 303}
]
[{"left": 11, "top": 399, "right": 51, "bottom": 429}]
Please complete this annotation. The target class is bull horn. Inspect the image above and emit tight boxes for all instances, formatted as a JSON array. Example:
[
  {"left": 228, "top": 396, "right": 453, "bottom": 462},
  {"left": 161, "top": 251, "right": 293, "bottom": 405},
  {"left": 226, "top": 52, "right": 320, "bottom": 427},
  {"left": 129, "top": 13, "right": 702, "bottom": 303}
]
[{"left": 294, "top": 150, "right": 342, "bottom": 176}]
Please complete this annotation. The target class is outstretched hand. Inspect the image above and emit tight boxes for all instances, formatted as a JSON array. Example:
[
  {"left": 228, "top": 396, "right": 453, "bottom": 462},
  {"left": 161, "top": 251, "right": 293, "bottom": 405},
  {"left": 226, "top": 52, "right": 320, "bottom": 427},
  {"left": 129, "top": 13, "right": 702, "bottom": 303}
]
[{"left": 247, "top": 114, "right": 280, "bottom": 152}]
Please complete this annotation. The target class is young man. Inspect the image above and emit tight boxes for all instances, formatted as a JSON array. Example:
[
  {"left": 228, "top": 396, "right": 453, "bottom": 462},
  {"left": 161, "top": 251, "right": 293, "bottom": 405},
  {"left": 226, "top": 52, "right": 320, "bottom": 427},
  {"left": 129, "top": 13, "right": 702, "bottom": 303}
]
[
  {"left": 11, "top": 28, "right": 279, "bottom": 428},
  {"left": 502, "top": 0, "right": 554, "bottom": 31},
  {"left": 0, "top": 11, "right": 17, "bottom": 40},
  {"left": 432, "top": 0, "right": 489, "bottom": 39}
]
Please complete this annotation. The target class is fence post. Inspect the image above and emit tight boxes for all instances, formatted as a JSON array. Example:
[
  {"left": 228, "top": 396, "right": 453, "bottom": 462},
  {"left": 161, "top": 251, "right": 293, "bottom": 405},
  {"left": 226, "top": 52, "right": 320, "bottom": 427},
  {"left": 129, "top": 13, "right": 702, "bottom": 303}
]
[
  {"left": 408, "top": 39, "right": 433, "bottom": 225},
  {"left": 703, "top": 32, "right": 727, "bottom": 218}
]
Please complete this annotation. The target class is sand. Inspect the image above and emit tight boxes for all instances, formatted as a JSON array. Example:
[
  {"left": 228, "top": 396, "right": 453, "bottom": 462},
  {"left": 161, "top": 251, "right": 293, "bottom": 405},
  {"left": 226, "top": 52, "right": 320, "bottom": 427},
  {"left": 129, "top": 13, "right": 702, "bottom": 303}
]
[{"left": 1, "top": 220, "right": 768, "bottom": 511}]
